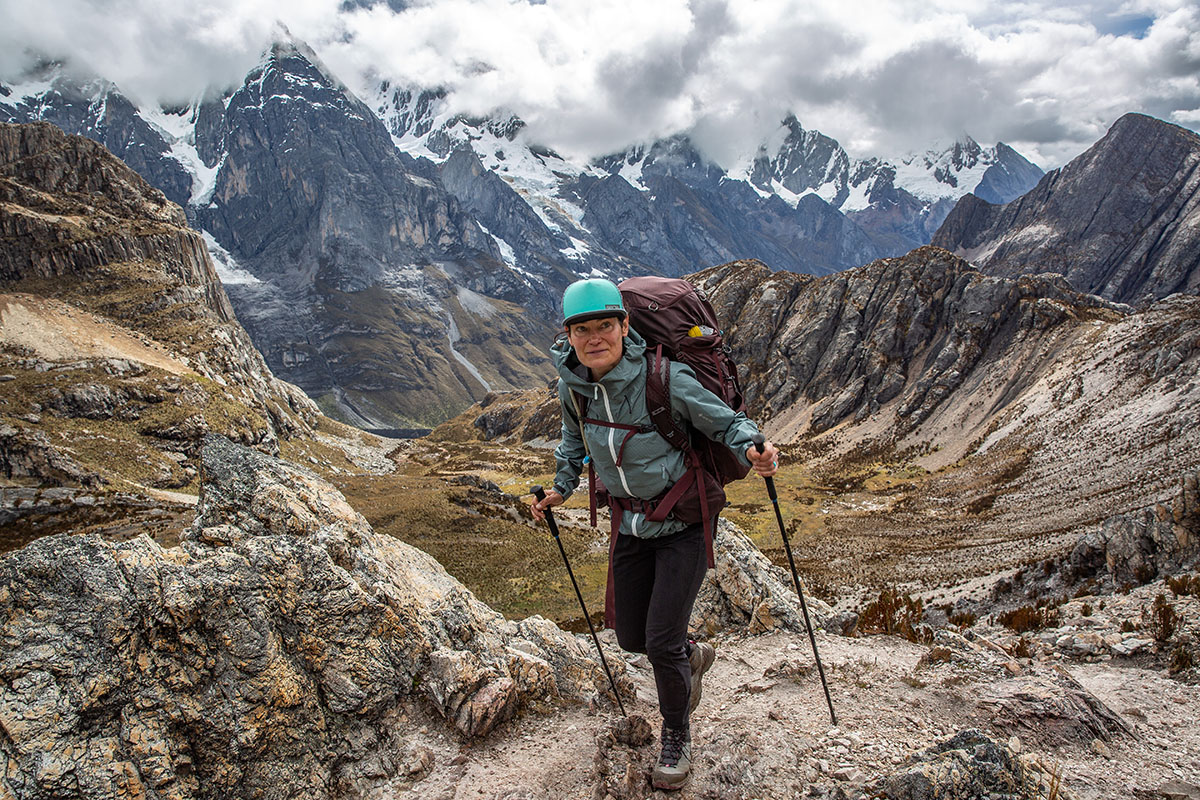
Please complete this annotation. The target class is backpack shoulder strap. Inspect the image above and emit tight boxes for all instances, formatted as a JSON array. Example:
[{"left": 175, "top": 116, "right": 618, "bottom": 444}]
[
  {"left": 644, "top": 345, "right": 691, "bottom": 453},
  {"left": 566, "top": 389, "right": 589, "bottom": 427}
]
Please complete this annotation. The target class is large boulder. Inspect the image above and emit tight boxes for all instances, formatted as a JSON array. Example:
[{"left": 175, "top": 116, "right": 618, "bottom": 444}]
[
  {"left": 1069, "top": 467, "right": 1200, "bottom": 585},
  {"left": 0, "top": 435, "right": 632, "bottom": 800}
]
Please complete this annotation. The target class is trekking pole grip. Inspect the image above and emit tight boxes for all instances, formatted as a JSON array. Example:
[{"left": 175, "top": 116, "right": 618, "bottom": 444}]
[
  {"left": 531, "top": 485, "right": 561, "bottom": 539},
  {"left": 751, "top": 434, "right": 779, "bottom": 503}
]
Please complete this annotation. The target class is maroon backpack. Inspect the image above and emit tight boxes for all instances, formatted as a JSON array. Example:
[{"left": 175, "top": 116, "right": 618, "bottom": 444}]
[{"left": 618, "top": 276, "right": 751, "bottom": 489}]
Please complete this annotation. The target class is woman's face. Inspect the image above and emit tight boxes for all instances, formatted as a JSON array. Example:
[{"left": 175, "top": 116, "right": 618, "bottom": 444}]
[{"left": 566, "top": 315, "right": 629, "bottom": 379}]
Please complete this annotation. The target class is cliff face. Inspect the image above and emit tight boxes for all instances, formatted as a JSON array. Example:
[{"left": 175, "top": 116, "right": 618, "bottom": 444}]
[
  {"left": 933, "top": 113, "right": 1200, "bottom": 306},
  {"left": 0, "top": 121, "right": 227, "bottom": 315},
  {"left": 188, "top": 42, "right": 560, "bottom": 428}
]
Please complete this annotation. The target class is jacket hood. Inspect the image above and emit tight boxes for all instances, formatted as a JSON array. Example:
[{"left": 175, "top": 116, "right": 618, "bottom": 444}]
[{"left": 551, "top": 326, "right": 648, "bottom": 392}]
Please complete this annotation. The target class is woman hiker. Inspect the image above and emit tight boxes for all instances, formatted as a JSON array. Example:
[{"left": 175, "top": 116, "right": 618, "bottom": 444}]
[{"left": 530, "top": 278, "right": 779, "bottom": 791}]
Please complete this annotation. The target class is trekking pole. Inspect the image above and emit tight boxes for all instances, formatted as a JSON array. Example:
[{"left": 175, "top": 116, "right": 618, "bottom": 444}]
[
  {"left": 531, "top": 485, "right": 626, "bottom": 716},
  {"left": 752, "top": 435, "right": 837, "bottom": 725}
]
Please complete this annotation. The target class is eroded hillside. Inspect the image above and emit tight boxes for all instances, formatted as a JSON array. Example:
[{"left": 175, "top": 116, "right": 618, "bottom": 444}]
[{"left": 0, "top": 121, "right": 387, "bottom": 549}]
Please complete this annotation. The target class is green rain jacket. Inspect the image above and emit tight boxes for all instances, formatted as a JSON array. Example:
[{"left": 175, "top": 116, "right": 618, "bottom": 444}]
[{"left": 551, "top": 327, "right": 760, "bottom": 538}]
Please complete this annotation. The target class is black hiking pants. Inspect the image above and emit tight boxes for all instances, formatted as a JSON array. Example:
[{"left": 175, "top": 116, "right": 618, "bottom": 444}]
[{"left": 611, "top": 520, "right": 709, "bottom": 730}]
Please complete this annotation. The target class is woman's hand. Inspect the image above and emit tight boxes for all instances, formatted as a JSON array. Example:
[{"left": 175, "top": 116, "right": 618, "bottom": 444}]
[
  {"left": 746, "top": 441, "right": 780, "bottom": 477},
  {"left": 530, "top": 489, "right": 565, "bottom": 521}
]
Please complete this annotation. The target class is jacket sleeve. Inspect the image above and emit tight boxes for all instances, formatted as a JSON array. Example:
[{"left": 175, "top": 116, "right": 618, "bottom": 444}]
[
  {"left": 552, "top": 382, "right": 586, "bottom": 499},
  {"left": 667, "top": 363, "right": 758, "bottom": 469}
]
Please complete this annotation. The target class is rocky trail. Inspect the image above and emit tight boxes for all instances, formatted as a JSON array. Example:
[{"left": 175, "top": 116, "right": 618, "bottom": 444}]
[{"left": 366, "top": 620, "right": 1200, "bottom": 800}]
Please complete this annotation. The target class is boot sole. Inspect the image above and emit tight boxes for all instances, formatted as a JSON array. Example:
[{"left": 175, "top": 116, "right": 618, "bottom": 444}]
[{"left": 651, "top": 777, "right": 688, "bottom": 791}]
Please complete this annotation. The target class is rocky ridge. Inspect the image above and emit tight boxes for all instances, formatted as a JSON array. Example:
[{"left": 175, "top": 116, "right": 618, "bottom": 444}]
[
  {"left": 933, "top": 113, "right": 1200, "bottom": 306},
  {"left": 695, "top": 250, "right": 1200, "bottom": 592},
  {"left": 689, "top": 250, "right": 1116, "bottom": 431}
]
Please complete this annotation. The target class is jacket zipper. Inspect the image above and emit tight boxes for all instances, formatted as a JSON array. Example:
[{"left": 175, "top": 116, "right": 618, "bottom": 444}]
[{"left": 594, "top": 383, "right": 640, "bottom": 535}]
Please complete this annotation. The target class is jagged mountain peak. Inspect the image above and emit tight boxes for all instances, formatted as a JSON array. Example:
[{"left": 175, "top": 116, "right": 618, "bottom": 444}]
[
  {"left": 3, "top": 46, "right": 1048, "bottom": 431},
  {"left": 904, "top": 134, "right": 983, "bottom": 168},
  {"left": 933, "top": 112, "right": 1200, "bottom": 306},
  {"left": 374, "top": 82, "right": 532, "bottom": 160},
  {"left": 741, "top": 114, "right": 851, "bottom": 207},
  {"left": 892, "top": 134, "right": 991, "bottom": 198},
  {"left": 1099, "top": 111, "right": 1200, "bottom": 156},
  {"left": 887, "top": 134, "right": 1045, "bottom": 208},
  {"left": 240, "top": 36, "right": 373, "bottom": 122},
  {"left": 592, "top": 132, "right": 726, "bottom": 190}
]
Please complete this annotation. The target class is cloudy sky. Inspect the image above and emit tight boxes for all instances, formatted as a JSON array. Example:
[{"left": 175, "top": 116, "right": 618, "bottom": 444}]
[{"left": 2, "top": 0, "right": 1198, "bottom": 168}]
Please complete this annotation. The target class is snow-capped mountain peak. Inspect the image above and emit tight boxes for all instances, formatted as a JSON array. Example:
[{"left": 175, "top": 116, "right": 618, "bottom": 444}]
[{"left": 892, "top": 135, "right": 996, "bottom": 201}]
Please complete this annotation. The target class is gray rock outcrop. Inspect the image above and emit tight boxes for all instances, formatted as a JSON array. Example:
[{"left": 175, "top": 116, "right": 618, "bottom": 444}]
[
  {"left": 881, "top": 729, "right": 1080, "bottom": 800},
  {"left": 934, "top": 113, "right": 1200, "bottom": 306},
  {"left": 1069, "top": 468, "right": 1200, "bottom": 586},
  {"left": 0, "top": 435, "right": 632, "bottom": 800},
  {"left": 0, "top": 423, "right": 99, "bottom": 487},
  {"left": 691, "top": 519, "right": 835, "bottom": 636}
]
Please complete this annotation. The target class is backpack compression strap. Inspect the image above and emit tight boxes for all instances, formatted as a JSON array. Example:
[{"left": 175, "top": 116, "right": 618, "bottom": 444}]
[{"left": 644, "top": 345, "right": 690, "bottom": 452}]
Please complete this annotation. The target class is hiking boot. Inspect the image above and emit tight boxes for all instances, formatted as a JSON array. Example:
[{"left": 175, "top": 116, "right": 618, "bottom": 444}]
[
  {"left": 651, "top": 724, "right": 691, "bottom": 790},
  {"left": 687, "top": 641, "right": 716, "bottom": 714}
]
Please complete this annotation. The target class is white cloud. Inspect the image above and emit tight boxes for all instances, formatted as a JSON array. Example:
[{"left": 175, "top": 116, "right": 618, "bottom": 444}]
[{"left": 1, "top": 0, "right": 1197, "bottom": 168}]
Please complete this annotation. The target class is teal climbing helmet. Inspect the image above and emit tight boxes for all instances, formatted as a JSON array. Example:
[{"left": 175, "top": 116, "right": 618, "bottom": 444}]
[{"left": 561, "top": 278, "right": 627, "bottom": 326}]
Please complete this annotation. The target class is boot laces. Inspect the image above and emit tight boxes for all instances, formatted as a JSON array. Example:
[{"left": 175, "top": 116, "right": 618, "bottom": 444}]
[{"left": 659, "top": 725, "right": 688, "bottom": 767}]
